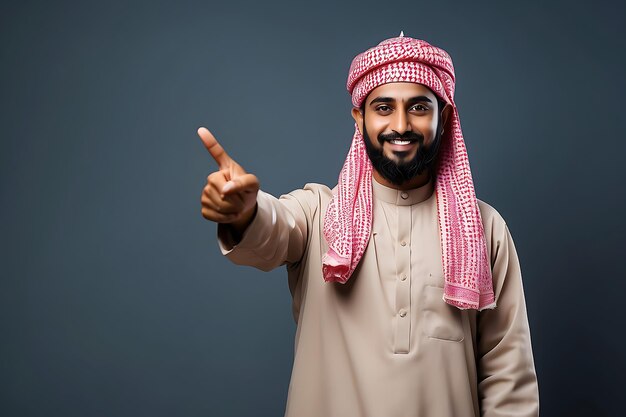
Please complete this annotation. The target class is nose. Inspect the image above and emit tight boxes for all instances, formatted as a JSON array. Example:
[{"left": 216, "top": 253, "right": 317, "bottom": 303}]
[{"left": 391, "top": 110, "right": 411, "bottom": 135}]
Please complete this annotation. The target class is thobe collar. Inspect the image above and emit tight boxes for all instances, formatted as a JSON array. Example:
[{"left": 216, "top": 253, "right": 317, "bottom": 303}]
[{"left": 371, "top": 174, "right": 435, "bottom": 206}]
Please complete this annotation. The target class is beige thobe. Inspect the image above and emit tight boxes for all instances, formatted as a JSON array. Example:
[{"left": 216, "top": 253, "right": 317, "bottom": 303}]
[{"left": 218, "top": 177, "right": 539, "bottom": 417}]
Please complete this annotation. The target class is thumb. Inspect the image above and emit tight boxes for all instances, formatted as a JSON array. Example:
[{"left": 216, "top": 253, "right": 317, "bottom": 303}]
[{"left": 222, "top": 173, "right": 259, "bottom": 195}]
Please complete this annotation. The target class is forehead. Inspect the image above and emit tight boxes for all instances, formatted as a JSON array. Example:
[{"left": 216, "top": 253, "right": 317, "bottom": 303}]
[{"left": 365, "top": 82, "right": 437, "bottom": 105}]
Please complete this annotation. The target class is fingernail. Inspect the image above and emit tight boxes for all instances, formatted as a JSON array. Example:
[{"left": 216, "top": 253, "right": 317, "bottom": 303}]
[{"left": 222, "top": 182, "right": 234, "bottom": 193}]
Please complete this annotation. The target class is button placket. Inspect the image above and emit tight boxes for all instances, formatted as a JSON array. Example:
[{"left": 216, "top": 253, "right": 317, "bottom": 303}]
[{"left": 393, "top": 204, "right": 411, "bottom": 354}]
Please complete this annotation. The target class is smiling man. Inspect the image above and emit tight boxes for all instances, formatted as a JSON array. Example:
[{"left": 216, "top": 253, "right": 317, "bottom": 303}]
[
  {"left": 198, "top": 34, "right": 539, "bottom": 417},
  {"left": 357, "top": 82, "right": 450, "bottom": 189}
]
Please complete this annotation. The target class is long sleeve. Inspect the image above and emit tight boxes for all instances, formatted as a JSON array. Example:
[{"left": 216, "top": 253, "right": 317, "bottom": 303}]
[
  {"left": 477, "top": 222, "right": 540, "bottom": 417},
  {"left": 217, "top": 186, "right": 316, "bottom": 272}
]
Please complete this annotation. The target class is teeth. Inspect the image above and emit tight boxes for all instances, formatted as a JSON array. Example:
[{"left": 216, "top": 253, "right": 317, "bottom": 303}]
[{"left": 390, "top": 140, "right": 412, "bottom": 145}]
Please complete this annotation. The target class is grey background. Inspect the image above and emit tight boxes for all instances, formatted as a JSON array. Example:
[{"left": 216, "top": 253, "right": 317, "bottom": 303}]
[{"left": 2, "top": 0, "right": 625, "bottom": 416}]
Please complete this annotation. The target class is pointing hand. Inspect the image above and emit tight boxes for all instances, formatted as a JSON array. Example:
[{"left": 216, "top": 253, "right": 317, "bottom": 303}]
[{"left": 197, "top": 127, "right": 259, "bottom": 229}]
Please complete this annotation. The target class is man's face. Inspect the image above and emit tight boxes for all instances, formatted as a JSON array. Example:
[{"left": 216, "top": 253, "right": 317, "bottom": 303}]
[{"left": 352, "top": 82, "right": 447, "bottom": 186}]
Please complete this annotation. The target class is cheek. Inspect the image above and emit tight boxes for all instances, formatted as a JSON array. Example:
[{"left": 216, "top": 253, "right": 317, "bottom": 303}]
[
  {"left": 366, "top": 119, "right": 389, "bottom": 139},
  {"left": 366, "top": 118, "right": 382, "bottom": 132},
  {"left": 413, "top": 116, "right": 437, "bottom": 141},
  {"left": 361, "top": 121, "right": 381, "bottom": 143}
]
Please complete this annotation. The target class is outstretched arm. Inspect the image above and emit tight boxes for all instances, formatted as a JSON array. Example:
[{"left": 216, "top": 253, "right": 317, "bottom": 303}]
[
  {"left": 197, "top": 126, "right": 311, "bottom": 271},
  {"left": 217, "top": 188, "right": 313, "bottom": 271}
]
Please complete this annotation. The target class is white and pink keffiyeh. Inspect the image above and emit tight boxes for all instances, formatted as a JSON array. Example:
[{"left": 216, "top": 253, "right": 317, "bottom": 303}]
[{"left": 322, "top": 34, "right": 496, "bottom": 310}]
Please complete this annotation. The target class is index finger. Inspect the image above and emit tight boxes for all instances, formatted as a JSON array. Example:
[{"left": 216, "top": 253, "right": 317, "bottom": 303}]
[{"left": 197, "top": 127, "right": 232, "bottom": 169}]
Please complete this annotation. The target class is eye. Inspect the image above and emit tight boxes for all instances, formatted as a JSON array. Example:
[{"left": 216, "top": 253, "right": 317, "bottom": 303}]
[
  {"left": 410, "top": 104, "right": 429, "bottom": 112},
  {"left": 375, "top": 105, "right": 392, "bottom": 112}
]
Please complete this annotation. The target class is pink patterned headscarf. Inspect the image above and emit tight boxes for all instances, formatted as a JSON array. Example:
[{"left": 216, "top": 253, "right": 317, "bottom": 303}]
[{"left": 322, "top": 34, "right": 496, "bottom": 311}]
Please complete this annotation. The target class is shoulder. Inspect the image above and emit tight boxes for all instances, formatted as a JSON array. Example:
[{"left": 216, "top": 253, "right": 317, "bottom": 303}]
[
  {"left": 276, "top": 182, "right": 333, "bottom": 218},
  {"left": 477, "top": 198, "right": 507, "bottom": 230},
  {"left": 280, "top": 182, "right": 333, "bottom": 203},
  {"left": 476, "top": 198, "right": 511, "bottom": 264}
]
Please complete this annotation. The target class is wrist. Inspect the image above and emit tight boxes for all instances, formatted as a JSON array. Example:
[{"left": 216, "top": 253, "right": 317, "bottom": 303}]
[{"left": 229, "top": 203, "right": 258, "bottom": 240}]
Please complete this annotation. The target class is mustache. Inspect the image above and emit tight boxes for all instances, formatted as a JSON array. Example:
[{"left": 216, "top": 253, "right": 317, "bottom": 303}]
[{"left": 377, "top": 131, "right": 425, "bottom": 145}]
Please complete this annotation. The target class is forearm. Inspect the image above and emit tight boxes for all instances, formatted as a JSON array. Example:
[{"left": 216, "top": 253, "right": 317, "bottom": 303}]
[
  {"left": 217, "top": 189, "right": 309, "bottom": 271},
  {"left": 477, "top": 225, "right": 539, "bottom": 417},
  {"left": 477, "top": 304, "right": 539, "bottom": 416}
]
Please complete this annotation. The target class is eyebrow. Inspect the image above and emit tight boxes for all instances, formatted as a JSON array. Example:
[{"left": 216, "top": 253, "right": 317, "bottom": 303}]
[{"left": 369, "top": 95, "right": 433, "bottom": 106}]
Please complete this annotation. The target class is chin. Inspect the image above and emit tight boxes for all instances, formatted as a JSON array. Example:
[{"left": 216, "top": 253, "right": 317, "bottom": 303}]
[{"left": 386, "top": 150, "right": 415, "bottom": 162}]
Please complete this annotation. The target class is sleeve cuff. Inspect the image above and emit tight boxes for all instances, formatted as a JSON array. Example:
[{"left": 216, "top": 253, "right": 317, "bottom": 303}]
[{"left": 217, "top": 190, "right": 275, "bottom": 255}]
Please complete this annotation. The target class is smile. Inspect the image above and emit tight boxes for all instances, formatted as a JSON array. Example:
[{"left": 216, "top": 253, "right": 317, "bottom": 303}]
[{"left": 385, "top": 140, "right": 418, "bottom": 152}]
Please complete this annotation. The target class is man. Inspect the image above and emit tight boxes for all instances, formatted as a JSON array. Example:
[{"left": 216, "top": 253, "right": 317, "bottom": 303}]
[{"left": 198, "top": 34, "right": 539, "bottom": 417}]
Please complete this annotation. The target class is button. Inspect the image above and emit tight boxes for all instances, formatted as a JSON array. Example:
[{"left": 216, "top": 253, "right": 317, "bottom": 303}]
[
  {"left": 399, "top": 309, "right": 407, "bottom": 317},
  {"left": 400, "top": 241, "right": 407, "bottom": 246},
  {"left": 400, "top": 274, "right": 407, "bottom": 281},
  {"left": 400, "top": 192, "right": 409, "bottom": 200}
]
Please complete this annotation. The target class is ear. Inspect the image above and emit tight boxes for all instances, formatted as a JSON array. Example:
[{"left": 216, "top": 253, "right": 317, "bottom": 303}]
[
  {"left": 440, "top": 103, "right": 452, "bottom": 133},
  {"left": 351, "top": 107, "right": 364, "bottom": 135}
]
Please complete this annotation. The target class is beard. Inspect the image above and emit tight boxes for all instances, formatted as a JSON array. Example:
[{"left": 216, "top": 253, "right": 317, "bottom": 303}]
[{"left": 362, "top": 117, "right": 443, "bottom": 186}]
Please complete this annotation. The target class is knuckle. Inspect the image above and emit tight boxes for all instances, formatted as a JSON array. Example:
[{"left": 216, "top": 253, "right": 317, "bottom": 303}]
[{"left": 207, "top": 171, "right": 224, "bottom": 183}]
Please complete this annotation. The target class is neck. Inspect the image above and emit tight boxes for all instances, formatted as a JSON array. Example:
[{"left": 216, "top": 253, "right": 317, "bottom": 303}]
[{"left": 372, "top": 169, "right": 431, "bottom": 190}]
